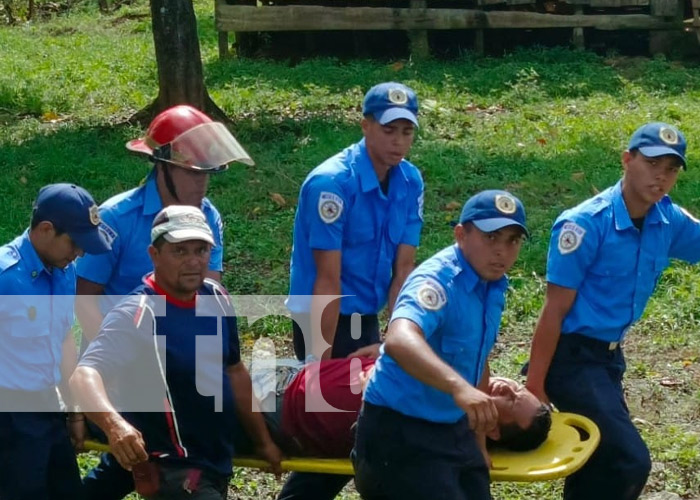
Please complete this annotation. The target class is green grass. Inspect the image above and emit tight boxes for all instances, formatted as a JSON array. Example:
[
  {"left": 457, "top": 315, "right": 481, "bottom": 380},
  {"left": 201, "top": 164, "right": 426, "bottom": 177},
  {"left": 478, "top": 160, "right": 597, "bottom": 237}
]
[{"left": 3, "top": 1, "right": 700, "bottom": 498}]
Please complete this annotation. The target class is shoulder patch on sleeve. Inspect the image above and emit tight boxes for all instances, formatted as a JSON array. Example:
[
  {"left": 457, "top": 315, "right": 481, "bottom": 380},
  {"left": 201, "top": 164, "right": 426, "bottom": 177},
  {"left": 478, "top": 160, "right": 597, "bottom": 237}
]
[
  {"left": 557, "top": 222, "right": 586, "bottom": 255},
  {"left": 680, "top": 207, "right": 700, "bottom": 224},
  {"left": 417, "top": 192, "right": 424, "bottom": 221},
  {"left": 0, "top": 246, "right": 20, "bottom": 272},
  {"left": 318, "top": 191, "right": 344, "bottom": 224},
  {"left": 416, "top": 278, "right": 447, "bottom": 311},
  {"left": 98, "top": 222, "right": 118, "bottom": 246}
]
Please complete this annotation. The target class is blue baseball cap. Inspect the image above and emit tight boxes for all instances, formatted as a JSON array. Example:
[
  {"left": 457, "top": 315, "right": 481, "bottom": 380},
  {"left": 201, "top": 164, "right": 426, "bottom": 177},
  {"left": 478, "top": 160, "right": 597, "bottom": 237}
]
[
  {"left": 33, "top": 183, "right": 111, "bottom": 254},
  {"left": 362, "top": 82, "right": 419, "bottom": 127},
  {"left": 459, "top": 190, "right": 528, "bottom": 237},
  {"left": 628, "top": 122, "right": 687, "bottom": 169}
]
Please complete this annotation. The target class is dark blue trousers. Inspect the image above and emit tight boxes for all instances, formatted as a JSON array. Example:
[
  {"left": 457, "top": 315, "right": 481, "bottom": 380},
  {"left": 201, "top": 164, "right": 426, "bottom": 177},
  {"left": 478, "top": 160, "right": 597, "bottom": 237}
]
[
  {"left": 83, "top": 452, "right": 134, "bottom": 500},
  {"left": 277, "top": 472, "right": 353, "bottom": 500},
  {"left": 0, "top": 411, "right": 83, "bottom": 500},
  {"left": 546, "top": 334, "right": 651, "bottom": 500},
  {"left": 352, "top": 402, "right": 491, "bottom": 500},
  {"left": 292, "top": 313, "right": 380, "bottom": 361}
]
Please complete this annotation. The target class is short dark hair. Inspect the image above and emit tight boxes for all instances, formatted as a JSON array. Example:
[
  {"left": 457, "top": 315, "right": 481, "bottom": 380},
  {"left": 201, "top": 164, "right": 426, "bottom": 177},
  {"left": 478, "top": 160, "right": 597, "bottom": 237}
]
[
  {"left": 151, "top": 235, "right": 167, "bottom": 250},
  {"left": 496, "top": 404, "right": 552, "bottom": 452},
  {"left": 30, "top": 211, "right": 66, "bottom": 236}
]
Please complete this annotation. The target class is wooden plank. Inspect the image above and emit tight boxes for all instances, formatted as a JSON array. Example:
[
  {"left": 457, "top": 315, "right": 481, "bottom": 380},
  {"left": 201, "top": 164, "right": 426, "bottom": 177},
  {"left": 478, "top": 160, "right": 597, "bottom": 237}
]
[
  {"left": 215, "top": 5, "right": 683, "bottom": 31},
  {"left": 590, "top": 0, "right": 648, "bottom": 7},
  {"left": 564, "top": 0, "right": 648, "bottom": 5},
  {"left": 650, "top": 0, "right": 680, "bottom": 17},
  {"left": 408, "top": 0, "right": 430, "bottom": 59},
  {"left": 218, "top": 30, "right": 230, "bottom": 59},
  {"left": 474, "top": 29, "right": 485, "bottom": 55},
  {"left": 572, "top": 5, "right": 584, "bottom": 48}
]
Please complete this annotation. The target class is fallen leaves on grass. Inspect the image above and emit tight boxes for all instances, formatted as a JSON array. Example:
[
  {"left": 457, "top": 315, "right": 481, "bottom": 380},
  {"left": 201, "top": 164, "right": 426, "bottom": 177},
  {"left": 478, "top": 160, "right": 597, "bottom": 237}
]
[
  {"left": 659, "top": 377, "right": 684, "bottom": 388},
  {"left": 269, "top": 193, "right": 287, "bottom": 208}
]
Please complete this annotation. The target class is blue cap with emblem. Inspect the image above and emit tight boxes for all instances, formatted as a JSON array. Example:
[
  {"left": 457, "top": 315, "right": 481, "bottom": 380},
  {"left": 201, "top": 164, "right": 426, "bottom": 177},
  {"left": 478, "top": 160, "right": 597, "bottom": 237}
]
[
  {"left": 362, "top": 82, "right": 419, "bottom": 127},
  {"left": 33, "top": 183, "right": 111, "bottom": 254},
  {"left": 628, "top": 122, "right": 687, "bottom": 169},
  {"left": 459, "top": 190, "right": 528, "bottom": 237}
]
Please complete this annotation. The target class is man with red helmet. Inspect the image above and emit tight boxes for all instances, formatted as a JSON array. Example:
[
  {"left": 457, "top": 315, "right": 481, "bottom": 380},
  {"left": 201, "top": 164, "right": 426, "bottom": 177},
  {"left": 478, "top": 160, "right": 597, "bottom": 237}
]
[
  {"left": 74, "top": 105, "right": 253, "bottom": 500},
  {"left": 76, "top": 104, "right": 253, "bottom": 341}
]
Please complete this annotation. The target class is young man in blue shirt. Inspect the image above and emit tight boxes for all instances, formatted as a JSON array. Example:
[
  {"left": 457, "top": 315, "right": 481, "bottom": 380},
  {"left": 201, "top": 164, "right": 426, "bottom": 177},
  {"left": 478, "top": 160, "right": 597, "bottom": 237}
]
[
  {"left": 354, "top": 190, "right": 528, "bottom": 500},
  {"left": 526, "top": 122, "right": 700, "bottom": 500},
  {"left": 76, "top": 104, "right": 254, "bottom": 343},
  {"left": 71, "top": 205, "right": 282, "bottom": 500},
  {"left": 287, "top": 82, "right": 425, "bottom": 362},
  {"left": 0, "top": 183, "right": 111, "bottom": 500}
]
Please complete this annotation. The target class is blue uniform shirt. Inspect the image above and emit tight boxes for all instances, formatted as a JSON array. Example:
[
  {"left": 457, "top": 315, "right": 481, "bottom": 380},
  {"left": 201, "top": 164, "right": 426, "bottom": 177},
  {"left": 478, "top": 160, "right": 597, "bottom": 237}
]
[
  {"left": 364, "top": 245, "right": 508, "bottom": 423},
  {"left": 548, "top": 180, "right": 700, "bottom": 342},
  {"left": 76, "top": 172, "right": 224, "bottom": 300},
  {"left": 80, "top": 277, "right": 240, "bottom": 476},
  {"left": 0, "top": 230, "right": 76, "bottom": 391},
  {"left": 287, "top": 138, "right": 424, "bottom": 315}
]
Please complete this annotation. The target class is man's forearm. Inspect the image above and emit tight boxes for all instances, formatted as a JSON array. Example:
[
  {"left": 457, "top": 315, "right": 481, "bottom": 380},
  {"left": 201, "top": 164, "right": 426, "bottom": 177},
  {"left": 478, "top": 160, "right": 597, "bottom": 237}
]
[
  {"left": 386, "top": 274, "right": 406, "bottom": 317},
  {"left": 75, "top": 295, "right": 104, "bottom": 344},
  {"left": 228, "top": 366, "right": 275, "bottom": 447},
  {"left": 525, "top": 310, "right": 562, "bottom": 396},
  {"left": 69, "top": 366, "right": 122, "bottom": 432},
  {"left": 59, "top": 332, "right": 79, "bottom": 407},
  {"left": 385, "top": 320, "right": 470, "bottom": 396},
  {"left": 311, "top": 279, "right": 341, "bottom": 359}
]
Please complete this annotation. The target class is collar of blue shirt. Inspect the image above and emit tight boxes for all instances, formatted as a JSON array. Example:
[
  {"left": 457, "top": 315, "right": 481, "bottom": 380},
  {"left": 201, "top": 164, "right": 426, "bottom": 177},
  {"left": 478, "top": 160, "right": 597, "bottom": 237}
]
[
  {"left": 451, "top": 244, "right": 508, "bottom": 295},
  {"left": 611, "top": 180, "right": 668, "bottom": 231},
  {"left": 17, "top": 230, "right": 50, "bottom": 279},
  {"left": 356, "top": 139, "right": 409, "bottom": 199}
]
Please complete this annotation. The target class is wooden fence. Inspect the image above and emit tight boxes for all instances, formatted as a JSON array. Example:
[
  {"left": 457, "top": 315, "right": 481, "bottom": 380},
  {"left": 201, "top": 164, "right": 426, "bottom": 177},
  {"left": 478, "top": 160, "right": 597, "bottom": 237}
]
[{"left": 215, "top": 0, "right": 690, "bottom": 58}]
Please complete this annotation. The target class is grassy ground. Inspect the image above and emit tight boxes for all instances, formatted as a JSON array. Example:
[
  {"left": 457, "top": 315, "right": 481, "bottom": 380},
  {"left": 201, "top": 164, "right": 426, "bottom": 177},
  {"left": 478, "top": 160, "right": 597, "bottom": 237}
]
[{"left": 2, "top": 1, "right": 700, "bottom": 498}]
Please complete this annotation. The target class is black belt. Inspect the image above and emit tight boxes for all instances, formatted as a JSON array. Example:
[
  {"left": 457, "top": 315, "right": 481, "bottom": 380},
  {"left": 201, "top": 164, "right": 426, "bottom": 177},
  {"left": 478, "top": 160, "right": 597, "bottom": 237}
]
[{"left": 561, "top": 333, "right": 620, "bottom": 352}]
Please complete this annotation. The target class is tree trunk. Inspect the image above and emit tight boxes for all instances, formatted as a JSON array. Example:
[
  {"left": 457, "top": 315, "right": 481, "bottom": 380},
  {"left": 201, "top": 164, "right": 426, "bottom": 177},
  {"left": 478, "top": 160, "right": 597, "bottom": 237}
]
[{"left": 131, "top": 0, "right": 229, "bottom": 126}]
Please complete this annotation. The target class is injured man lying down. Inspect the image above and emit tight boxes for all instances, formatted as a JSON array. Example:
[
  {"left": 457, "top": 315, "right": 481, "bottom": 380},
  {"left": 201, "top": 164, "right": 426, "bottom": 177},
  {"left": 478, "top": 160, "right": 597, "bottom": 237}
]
[{"left": 237, "top": 351, "right": 552, "bottom": 458}]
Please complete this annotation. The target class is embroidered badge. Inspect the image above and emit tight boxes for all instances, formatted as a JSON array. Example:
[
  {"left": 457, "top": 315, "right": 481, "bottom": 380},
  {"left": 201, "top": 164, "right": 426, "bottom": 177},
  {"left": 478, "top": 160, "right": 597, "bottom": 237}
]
[
  {"left": 659, "top": 127, "right": 679, "bottom": 145},
  {"left": 557, "top": 222, "right": 586, "bottom": 255},
  {"left": 89, "top": 205, "right": 101, "bottom": 226},
  {"left": 417, "top": 192, "right": 424, "bottom": 221},
  {"left": 388, "top": 88, "right": 408, "bottom": 105},
  {"left": 495, "top": 194, "right": 517, "bottom": 215},
  {"left": 416, "top": 279, "right": 447, "bottom": 311},
  {"left": 28, "top": 306, "right": 37, "bottom": 321},
  {"left": 318, "top": 192, "right": 344, "bottom": 224},
  {"left": 98, "top": 222, "right": 118, "bottom": 245}
]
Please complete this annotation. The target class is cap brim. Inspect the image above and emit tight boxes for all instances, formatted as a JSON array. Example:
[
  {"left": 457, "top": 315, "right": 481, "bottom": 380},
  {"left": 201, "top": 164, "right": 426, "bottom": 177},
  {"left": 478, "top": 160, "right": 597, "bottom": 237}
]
[
  {"left": 126, "top": 138, "right": 153, "bottom": 156},
  {"left": 162, "top": 229, "right": 215, "bottom": 246},
  {"left": 70, "top": 229, "right": 112, "bottom": 255},
  {"left": 374, "top": 108, "right": 419, "bottom": 127},
  {"left": 473, "top": 218, "right": 529, "bottom": 238},
  {"left": 638, "top": 146, "right": 686, "bottom": 169}
]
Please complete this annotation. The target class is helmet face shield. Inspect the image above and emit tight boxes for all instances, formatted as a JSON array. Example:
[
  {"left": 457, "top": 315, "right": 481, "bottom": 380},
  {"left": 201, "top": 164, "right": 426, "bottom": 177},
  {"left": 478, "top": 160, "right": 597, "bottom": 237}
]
[{"left": 152, "top": 122, "right": 254, "bottom": 171}]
